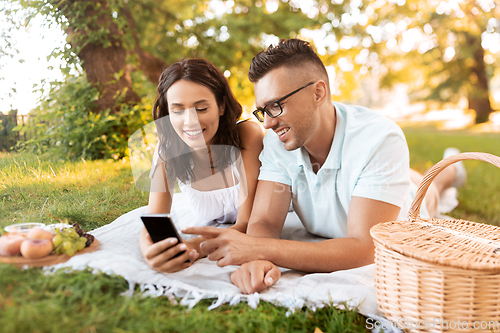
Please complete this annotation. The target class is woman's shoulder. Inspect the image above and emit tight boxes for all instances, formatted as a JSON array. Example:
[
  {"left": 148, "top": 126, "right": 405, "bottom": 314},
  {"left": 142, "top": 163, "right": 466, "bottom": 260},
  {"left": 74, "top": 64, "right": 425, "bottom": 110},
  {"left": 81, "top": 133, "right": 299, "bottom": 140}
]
[{"left": 236, "top": 119, "right": 264, "bottom": 149}]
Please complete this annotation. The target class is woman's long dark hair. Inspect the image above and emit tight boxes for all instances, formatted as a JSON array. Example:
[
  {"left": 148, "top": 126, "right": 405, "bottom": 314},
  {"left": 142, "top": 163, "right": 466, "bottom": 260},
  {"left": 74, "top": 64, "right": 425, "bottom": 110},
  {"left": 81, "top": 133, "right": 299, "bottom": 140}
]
[{"left": 153, "top": 58, "right": 243, "bottom": 183}]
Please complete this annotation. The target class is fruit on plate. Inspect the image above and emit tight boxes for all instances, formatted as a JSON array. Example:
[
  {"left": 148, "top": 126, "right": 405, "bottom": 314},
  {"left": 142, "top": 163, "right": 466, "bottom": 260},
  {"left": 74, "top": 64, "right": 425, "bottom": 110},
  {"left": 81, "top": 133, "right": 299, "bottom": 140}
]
[
  {"left": 27, "top": 227, "right": 55, "bottom": 240},
  {"left": 0, "top": 233, "right": 27, "bottom": 256},
  {"left": 20, "top": 239, "right": 54, "bottom": 259},
  {"left": 84, "top": 234, "right": 95, "bottom": 247},
  {"left": 52, "top": 226, "right": 89, "bottom": 256}
]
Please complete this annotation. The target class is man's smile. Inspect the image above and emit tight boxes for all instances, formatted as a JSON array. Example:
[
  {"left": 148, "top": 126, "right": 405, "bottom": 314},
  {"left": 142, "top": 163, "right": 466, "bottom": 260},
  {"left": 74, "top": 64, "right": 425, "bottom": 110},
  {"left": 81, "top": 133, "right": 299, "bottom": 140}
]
[{"left": 275, "top": 127, "right": 290, "bottom": 140}]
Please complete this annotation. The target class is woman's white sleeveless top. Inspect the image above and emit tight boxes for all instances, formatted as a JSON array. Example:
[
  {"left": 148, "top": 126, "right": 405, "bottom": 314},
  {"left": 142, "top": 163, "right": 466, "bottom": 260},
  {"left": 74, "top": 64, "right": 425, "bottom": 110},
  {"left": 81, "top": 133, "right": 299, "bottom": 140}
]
[
  {"left": 149, "top": 146, "right": 240, "bottom": 225},
  {"left": 177, "top": 160, "right": 239, "bottom": 224}
]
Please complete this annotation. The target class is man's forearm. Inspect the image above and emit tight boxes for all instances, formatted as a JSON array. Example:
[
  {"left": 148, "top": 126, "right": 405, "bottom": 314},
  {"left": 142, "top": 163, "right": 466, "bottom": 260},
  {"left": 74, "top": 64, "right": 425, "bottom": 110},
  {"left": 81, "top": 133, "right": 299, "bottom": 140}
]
[{"left": 257, "top": 237, "right": 374, "bottom": 273}]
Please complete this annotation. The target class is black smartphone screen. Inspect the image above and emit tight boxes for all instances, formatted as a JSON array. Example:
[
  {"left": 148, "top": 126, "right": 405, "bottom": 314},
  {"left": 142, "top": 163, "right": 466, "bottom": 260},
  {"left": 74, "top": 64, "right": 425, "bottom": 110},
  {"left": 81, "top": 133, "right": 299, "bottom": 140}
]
[
  {"left": 140, "top": 214, "right": 187, "bottom": 260},
  {"left": 141, "top": 214, "right": 181, "bottom": 243}
]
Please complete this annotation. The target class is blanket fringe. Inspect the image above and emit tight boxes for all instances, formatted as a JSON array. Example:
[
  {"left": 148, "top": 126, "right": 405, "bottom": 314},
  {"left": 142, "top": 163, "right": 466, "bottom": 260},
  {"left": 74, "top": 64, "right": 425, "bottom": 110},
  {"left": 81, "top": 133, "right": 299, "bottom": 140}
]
[
  {"left": 121, "top": 279, "right": 136, "bottom": 297},
  {"left": 208, "top": 293, "right": 226, "bottom": 310},
  {"left": 44, "top": 265, "right": 369, "bottom": 318},
  {"left": 181, "top": 289, "right": 204, "bottom": 309}
]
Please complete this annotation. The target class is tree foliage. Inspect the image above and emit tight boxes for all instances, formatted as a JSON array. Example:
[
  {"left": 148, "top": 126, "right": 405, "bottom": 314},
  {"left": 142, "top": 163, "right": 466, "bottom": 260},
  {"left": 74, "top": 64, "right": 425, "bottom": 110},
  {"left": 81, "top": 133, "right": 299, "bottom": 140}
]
[
  {"left": 2, "top": 0, "right": 499, "bottom": 159},
  {"left": 14, "top": 73, "right": 153, "bottom": 160},
  {"left": 17, "top": 0, "right": 325, "bottom": 112},
  {"left": 365, "top": 0, "right": 499, "bottom": 123},
  {"left": 6, "top": 0, "right": 325, "bottom": 158}
]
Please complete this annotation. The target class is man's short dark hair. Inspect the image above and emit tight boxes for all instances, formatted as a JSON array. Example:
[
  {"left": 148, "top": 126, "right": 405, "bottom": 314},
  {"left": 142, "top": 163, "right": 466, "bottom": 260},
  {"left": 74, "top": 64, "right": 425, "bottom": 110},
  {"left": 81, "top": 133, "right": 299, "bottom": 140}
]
[{"left": 248, "top": 39, "right": 328, "bottom": 83}]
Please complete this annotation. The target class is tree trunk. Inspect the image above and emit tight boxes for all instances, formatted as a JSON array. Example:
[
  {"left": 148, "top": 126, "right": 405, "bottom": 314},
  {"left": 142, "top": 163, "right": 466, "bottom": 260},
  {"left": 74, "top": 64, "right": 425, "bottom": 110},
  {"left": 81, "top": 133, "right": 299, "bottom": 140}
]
[
  {"left": 58, "top": 0, "right": 141, "bottom": 114},
  {"left": 120, "top": 6, "right": 167, "bottom": 85},
  {"left": 465, "top": 32, "right": 493, "bottom": 124},
  {"left": 55, "top": 0, "right": 168, "bottom": 112}
]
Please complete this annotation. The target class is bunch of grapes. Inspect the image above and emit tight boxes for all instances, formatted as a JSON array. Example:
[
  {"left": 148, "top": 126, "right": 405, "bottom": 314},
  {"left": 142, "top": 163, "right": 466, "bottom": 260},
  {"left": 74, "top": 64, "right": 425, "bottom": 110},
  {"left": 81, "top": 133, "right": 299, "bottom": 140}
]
[
  {"left": 72, "top": 222, "right": 95, "bottom": 247},
  {"left": 52, "top": 226, "right": 88, "bottom": 256}
]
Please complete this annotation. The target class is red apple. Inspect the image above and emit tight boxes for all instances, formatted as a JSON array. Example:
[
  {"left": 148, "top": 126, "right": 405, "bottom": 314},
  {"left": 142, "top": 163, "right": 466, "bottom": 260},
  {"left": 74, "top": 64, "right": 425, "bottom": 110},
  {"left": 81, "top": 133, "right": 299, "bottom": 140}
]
[
  {"left": 0, "top": 234, "right": 26, "bottom": 257},
  {"left": 20, "top": 239, "right": 54, "bottom": 259},
  {"left": 27, "top": 227, "right": 55, "bottom": 240}
]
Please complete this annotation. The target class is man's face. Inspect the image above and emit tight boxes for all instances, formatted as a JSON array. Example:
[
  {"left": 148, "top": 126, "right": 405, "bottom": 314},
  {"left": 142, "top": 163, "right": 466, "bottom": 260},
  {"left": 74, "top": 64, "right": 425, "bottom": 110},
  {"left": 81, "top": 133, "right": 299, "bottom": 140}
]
[{"left": 254, "top": 67, "right": 317, "bottom": 151}]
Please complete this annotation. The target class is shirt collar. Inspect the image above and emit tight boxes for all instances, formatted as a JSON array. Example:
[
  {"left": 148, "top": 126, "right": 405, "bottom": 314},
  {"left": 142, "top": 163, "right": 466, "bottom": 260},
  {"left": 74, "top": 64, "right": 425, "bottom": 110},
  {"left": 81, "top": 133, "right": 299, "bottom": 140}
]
[{"left": 296, "top": 102, "right": 345, "bottom": 171}]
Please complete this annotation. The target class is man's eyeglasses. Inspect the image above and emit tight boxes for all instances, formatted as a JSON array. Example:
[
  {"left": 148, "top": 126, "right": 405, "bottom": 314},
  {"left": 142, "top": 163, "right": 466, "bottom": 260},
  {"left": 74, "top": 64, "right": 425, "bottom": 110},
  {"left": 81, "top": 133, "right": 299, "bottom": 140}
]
[{"left": 252, "top": 81, "right": 315, "bottom": 122}]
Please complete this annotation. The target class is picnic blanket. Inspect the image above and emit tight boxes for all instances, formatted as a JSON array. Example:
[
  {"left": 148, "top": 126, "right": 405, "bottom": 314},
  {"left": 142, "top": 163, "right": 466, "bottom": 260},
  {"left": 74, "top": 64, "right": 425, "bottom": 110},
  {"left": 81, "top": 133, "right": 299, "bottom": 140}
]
[{"left": 44, "top": 193, "right": 401, "bottom": 332}]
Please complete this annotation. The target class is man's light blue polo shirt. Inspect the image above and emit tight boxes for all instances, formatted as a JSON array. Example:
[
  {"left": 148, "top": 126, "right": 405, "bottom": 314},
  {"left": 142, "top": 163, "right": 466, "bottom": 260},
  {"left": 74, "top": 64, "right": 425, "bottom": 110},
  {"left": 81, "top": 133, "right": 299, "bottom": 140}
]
[{"left": 258, "top": 102, "right": 411, "bottom": 239}]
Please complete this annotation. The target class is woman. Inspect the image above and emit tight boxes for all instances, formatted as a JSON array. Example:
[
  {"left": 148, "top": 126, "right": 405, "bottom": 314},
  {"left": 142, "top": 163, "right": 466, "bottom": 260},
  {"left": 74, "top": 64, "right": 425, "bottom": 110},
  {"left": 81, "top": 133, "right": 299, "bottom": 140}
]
[{"left": 139, "top": 58, "right": 263, "bottom": 273}]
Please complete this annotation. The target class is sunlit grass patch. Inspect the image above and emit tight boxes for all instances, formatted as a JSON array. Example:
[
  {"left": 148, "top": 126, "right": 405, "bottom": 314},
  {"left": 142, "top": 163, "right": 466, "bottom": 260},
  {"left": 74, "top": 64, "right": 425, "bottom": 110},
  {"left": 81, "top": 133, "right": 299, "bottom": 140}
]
[
  {"left": 0, "top": 153, "right": 148, "bottom": 231},
  {"left": 403, "top": 125, "right": 500, "bottom": 226}
]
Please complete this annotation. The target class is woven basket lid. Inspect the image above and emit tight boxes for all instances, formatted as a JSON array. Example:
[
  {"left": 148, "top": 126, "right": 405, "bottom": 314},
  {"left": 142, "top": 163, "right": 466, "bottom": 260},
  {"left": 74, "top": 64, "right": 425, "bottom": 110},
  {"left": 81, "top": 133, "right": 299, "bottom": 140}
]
[{"left": 370, "top": 152, "right": 500, "bottom": 272}]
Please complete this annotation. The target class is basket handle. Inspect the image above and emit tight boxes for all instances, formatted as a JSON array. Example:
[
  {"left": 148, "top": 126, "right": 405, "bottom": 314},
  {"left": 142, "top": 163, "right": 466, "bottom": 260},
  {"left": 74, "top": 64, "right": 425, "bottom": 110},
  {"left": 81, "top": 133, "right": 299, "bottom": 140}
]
[{"left": 408, "top": 152, "right": 500, "bottom": 220}]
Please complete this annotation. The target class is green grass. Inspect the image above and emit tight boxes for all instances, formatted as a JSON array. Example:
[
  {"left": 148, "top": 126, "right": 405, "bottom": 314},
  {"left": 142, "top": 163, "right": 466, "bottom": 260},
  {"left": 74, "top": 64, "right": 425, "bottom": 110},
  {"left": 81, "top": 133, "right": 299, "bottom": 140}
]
[
  {"left": 0, "top": 151, "right": 368, "bottom": 333},
  {"left": 404, "top": 125, "right": 500, "bottom": 226},
  {"left": 0, "top": 265, "right": 366, "bottom": 333},
  {"left": 1, "top": 125, "right": 500, "bottom": 333},
  {"left": 0, "top": 153, "right": 149, "bottom": 231}
]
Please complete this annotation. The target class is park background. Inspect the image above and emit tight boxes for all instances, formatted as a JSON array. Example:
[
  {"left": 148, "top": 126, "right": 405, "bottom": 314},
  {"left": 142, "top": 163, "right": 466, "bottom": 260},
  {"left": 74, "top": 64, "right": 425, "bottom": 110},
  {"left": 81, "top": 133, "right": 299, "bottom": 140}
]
[{"left": 1, "top": 0, "right": 500, "bottom": 332}]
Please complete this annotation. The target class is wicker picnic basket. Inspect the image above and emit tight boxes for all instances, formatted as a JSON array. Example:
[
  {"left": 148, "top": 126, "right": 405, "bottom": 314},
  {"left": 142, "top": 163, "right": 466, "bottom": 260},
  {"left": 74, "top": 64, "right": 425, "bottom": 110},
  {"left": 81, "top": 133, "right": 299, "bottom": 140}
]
[{"left": 370, "top": 152, "right": 500, "bottom": 333}]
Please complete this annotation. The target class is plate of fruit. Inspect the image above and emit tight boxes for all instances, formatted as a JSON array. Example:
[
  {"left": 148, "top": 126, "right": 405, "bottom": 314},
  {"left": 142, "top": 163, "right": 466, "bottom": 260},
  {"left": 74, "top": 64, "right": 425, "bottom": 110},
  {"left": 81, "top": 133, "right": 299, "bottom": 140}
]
[{"left": 0, "top": 221, "right": 98, "bottom": 268}]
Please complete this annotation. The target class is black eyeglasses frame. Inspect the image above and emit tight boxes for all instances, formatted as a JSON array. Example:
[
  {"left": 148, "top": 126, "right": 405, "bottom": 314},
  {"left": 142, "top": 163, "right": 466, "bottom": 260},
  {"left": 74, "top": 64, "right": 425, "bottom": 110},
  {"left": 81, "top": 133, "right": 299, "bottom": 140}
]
[{"left": 252, "top": 81, "right": 316, "bottom": 122}]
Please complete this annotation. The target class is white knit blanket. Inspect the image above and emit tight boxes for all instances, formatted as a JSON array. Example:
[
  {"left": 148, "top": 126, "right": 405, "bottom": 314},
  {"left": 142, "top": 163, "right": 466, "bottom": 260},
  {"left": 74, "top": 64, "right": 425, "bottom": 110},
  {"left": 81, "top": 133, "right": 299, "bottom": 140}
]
[{"left": 44, "top": 193, "right": 399, "bottom": 332}]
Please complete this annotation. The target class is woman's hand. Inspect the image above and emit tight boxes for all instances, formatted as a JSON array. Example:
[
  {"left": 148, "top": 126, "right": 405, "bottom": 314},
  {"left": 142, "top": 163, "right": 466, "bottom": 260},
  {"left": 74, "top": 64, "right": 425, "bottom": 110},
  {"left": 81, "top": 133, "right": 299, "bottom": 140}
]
[{"left": 140, "top": 227, "right": 199, "bottom": 273}]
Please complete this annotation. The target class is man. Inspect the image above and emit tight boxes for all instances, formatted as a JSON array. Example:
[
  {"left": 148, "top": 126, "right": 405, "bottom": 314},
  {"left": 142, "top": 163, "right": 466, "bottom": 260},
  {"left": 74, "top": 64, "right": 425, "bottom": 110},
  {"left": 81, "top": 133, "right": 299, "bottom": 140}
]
[{"left": 184, "top": 38, "right": 457, "bottom": 294}]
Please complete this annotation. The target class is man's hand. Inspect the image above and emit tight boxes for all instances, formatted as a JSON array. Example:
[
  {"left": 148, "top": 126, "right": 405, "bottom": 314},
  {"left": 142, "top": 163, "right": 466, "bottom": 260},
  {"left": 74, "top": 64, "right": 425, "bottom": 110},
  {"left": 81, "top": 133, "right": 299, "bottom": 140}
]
[
  {"left": 141, "top": 230, "right": 199, "bottom": 273},
  {"left": 182, "top": 226, "right": 264, "bottom": 267},
  {"left": 230, "top": 260, "right": 281, "bottom": 294}
]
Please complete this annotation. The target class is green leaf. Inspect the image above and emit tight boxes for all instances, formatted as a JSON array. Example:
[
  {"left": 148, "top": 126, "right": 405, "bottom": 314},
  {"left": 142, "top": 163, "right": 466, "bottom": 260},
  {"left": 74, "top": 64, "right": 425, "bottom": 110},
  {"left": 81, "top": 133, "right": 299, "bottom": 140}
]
[{"left": 11, "top": 125, "right": 23, "bottom": 132}]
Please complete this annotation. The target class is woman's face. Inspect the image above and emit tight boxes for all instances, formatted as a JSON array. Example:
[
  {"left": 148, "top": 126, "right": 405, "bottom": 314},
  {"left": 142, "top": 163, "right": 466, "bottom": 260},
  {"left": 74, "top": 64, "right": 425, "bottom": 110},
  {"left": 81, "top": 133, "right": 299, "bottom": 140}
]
[{"left": 166, "top": 79, "right": 223, "bottom": 149}]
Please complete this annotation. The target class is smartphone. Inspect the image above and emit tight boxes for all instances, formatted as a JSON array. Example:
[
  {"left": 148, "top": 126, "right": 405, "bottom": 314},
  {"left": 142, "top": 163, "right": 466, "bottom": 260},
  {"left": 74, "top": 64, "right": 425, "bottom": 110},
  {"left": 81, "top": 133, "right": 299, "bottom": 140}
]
[{"left": 140, "top": 214, "right": 188, "bottom": 260}]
